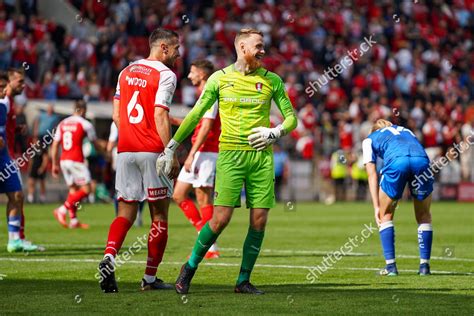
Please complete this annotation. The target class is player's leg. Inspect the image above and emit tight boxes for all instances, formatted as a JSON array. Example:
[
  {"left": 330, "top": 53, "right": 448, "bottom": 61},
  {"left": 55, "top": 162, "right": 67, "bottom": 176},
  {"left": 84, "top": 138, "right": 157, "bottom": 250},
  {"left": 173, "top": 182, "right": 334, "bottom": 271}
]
[
  {"left": 187, "top": 151, "right": 240, "bottom": 269},
  {"left": 141, "top": 198, "right": 173, "bottom": 290},
  {"left": 176, "top": 205, "right": 234, "bottom": 294},
  {"left": 234, "top": 150, "right": 274, "bottom": 294},
  {"left": 176, "top": 150, "right": 243, "bottom": 294},
  {"left": 194, "top": 153, "right": 218, "bottom": 227},
  {"left": 67, "top": 183, "right": 90, "bottom": 229},
  {"left": 6, "top": 191, "right": 23, "bottom": 252},
  {"left": 409, "top": 156, "right": 434, "bottom": 275},
  {"left": 65, "top": 162, "right": 92, "bottom": 228},
  {"left": 134, "top": 200, "right": 145, "bottom": 227},
  {"left": 196, "top": 186, "right": 220, "bottom": 258},
  {"left": 139, "top": 152, "right": 174, "bottom": 290},
  {"left": 378, "top": 189, "right": 398, "bottom": 275},
  {"left": 234, "top": 207, "right": 268, "bottom": 294},
  {"left": 377, "top": 159, "right": 408, "bottom": 276},
  {"left": 53, "top": 161, "right": 73, "bottom": 227},
  {"left": 174, "top": 152, "right": 204, "bottom": 230},
  {"left": 414, "top": 195, "right": 433, "bottom": 275},
  {"left": 99, "top": 200, "right": 138, "bottom": 293},
  {"left": 99, "top": 152, "right": 141, "bottom": 293},
  {"left": 173, "top": 179, "right": 201, "bottom": 229},
  {"left": 4, "top": 165, "right": 39, "bottom": 251},
  {"left": 26, "top": 177, "right": 35, "bottom": 203},
  {"left": 196, "top": 187, "right": 213, "bottom": 221}
]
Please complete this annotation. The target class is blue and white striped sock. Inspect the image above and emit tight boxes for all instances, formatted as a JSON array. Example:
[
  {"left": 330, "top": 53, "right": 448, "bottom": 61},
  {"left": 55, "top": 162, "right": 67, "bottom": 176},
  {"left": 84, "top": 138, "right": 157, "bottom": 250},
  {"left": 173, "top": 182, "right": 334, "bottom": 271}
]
[
  {"left": 418, "top": 223, "right": 433, "bottom": 264},
  {"left": 379, "top": 221, "right": 395, "bottom": 264},
  {"left": 8, "top": 215, "right": 21, "bottom": 241}
]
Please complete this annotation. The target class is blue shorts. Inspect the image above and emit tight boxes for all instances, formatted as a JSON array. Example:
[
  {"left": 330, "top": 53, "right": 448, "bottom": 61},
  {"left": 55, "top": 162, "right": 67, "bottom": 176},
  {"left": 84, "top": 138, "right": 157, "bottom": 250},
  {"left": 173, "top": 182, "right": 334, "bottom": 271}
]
[
  {"left": 0, "top": 157, "right": 22, "bottom": 193},
  {"left": 380, "top": 156, "right": 433, "bottom": 201}
]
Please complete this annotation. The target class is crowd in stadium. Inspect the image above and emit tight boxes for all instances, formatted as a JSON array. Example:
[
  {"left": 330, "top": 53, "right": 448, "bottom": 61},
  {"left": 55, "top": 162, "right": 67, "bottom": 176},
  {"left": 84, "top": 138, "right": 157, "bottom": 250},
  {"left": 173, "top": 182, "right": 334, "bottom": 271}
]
[{"left": 0, "top": 0, "right": 473, "bottom": 201}]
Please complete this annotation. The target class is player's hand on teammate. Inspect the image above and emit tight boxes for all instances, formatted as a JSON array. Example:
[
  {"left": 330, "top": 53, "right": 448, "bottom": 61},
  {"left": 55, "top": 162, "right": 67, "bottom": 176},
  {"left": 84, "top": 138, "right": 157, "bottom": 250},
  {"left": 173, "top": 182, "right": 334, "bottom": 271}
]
[
  {"left": 52, "top": 164, "right": 60, "bottom": 178},
  {"left": 0, "top": 137, "right": 4, "bottom": 150},
  {"left": 156, "top": 148, "right": 174, "bottom": 176},
  {"left": 157, "top": 139, "right": 181, "bottom": 179},
  {"left": 248, "top": 125, "right": 284, "bottom": 151}
]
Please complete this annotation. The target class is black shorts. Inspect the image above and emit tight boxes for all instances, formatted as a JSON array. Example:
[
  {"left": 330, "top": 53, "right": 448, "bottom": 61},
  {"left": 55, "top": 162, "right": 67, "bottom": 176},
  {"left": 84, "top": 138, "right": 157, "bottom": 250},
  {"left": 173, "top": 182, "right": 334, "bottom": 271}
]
[{"left": 29, "top": 151, "right": 47, "bottom": 180}]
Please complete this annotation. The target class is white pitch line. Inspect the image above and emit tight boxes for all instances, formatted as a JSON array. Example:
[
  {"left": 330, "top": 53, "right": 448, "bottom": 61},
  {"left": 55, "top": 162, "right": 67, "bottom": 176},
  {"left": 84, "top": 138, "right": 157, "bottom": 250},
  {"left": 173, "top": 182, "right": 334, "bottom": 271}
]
[
  {"left": 221, "top": 248, "right": 474, "bottom": 263},
  {"left": 28, "top": 244, "right": 474, "bottom": 263},
  {"left": 0, "top": 257, "right": 472, "bottom": 276}
]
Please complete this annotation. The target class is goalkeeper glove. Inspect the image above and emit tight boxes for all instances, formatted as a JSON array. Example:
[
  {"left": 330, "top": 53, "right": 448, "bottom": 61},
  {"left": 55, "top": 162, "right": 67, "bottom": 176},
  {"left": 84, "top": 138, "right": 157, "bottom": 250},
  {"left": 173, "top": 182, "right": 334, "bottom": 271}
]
[
  {"left": 156, "top": 139, "right": 179, "bottom": 177},
  {"left": 247, "top": 125, "right": 285, "bottom": 151}
]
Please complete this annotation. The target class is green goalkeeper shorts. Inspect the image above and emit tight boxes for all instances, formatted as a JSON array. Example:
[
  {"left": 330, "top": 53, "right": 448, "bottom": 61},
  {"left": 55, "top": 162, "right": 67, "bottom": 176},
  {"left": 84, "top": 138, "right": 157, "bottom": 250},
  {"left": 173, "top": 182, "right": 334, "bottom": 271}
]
[{"left": 214, "top": 150, "right": 275, "bottom": 209}]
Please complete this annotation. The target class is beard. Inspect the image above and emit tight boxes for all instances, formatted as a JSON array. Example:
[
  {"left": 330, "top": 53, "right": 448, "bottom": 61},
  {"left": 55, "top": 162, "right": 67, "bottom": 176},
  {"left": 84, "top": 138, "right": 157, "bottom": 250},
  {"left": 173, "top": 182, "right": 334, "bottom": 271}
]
[{"left": 243, "top": 52, "right": 262, "bottom": 72}]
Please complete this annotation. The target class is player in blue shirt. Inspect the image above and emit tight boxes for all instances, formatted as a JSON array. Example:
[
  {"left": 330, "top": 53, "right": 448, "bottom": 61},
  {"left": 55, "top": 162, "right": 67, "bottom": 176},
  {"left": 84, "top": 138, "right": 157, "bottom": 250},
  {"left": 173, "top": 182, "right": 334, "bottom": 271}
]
[
  {"left": 0, "top": 72, "right": 28, "bottom": 252},
  {"left": 362, "top": 119, "right": 434, "bottom": 276}
]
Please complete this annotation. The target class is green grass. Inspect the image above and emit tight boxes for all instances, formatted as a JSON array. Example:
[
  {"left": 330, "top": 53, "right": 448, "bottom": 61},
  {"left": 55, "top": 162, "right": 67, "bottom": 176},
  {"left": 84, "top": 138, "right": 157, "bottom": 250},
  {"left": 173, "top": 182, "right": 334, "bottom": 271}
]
[{"left": 0, "top": 201, "right": 473, "bottom": 315}]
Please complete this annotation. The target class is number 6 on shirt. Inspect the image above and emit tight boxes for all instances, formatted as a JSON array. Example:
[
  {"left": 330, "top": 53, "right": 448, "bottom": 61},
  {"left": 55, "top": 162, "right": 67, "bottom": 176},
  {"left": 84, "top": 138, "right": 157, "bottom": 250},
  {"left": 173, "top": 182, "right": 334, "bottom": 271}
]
[{"left": 127, "top": 91, "right": 144, "bottom": 124}]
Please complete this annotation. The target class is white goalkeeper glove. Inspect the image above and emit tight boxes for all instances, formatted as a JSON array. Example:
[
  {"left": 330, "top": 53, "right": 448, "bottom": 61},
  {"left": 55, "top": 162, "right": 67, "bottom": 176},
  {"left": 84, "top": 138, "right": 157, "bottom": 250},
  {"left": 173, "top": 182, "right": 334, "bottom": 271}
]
[
  {"left": 156, "top": 139, "right": 179, "bottom": 177},
  {"left": 248, "top": 125, "right": 285, "bottom": 151}
]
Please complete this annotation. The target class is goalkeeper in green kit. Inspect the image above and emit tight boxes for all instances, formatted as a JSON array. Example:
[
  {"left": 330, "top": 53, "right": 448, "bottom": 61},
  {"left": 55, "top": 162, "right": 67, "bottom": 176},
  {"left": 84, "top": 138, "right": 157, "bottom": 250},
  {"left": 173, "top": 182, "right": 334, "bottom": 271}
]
[{"left": 157, "top": 28, "right": 297, "bottom": 295}]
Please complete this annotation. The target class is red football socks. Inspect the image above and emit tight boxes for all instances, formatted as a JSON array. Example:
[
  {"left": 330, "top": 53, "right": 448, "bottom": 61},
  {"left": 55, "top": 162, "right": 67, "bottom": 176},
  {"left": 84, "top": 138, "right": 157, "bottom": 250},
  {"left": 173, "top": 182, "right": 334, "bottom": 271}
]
[
  {"left": 179, "top": 199, "right": 201, "bottom": 228},
  {"left": 104, "top": 216, "right": 132, "bottom": 257},
  {"left": 145, "top": 221, "right": 168, "bottom": 276},
  {"left": 200, "top": 205, "right": 214, "bottom": 224},
  {"left": 64, "top": 189, "right": 88, "bottom": 219}
]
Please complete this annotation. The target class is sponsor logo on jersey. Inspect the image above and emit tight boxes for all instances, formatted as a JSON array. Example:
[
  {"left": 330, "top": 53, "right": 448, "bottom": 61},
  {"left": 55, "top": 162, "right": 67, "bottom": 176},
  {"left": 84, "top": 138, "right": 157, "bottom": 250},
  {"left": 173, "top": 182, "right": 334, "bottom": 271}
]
[
  {"left": 148, "top": 187, "right": 168, "bottom": 198},
  {"left": 129, "top": 65, "right": 152, "bottom": 76}
]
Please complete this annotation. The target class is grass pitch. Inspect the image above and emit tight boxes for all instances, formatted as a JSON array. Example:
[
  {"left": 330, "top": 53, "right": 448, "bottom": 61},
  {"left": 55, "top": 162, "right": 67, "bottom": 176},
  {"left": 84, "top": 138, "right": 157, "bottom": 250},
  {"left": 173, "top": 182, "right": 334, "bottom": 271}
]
[{"left": 0, "top": 201, "right": 472, "bottom": 315}]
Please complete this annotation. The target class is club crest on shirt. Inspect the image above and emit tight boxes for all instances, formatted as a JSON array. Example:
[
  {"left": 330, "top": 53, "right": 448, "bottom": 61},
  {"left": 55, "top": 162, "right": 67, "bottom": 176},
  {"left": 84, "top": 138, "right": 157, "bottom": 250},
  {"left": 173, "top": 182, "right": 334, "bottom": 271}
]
[{"left": 255, "top": 82, "right": 263, "bottom": 92}]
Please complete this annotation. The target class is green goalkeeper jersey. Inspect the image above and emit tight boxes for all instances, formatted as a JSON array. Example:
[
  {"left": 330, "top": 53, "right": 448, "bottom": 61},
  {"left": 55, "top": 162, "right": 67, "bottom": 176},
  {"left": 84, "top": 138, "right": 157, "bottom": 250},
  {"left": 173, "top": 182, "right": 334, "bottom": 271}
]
[{"left": 173, "top": 64, "right": 297, "bottom": 151}]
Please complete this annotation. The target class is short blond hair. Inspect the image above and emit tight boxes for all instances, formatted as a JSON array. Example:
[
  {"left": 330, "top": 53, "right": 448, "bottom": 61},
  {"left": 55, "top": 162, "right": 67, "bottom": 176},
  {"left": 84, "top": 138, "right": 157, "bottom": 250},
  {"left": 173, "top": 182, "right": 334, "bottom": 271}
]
[
  {"left": 371, "top": 119, "right": 393, "bottom": 133},
  {"left": 234, "top": 28, "right": 263, "bottom": 46}
]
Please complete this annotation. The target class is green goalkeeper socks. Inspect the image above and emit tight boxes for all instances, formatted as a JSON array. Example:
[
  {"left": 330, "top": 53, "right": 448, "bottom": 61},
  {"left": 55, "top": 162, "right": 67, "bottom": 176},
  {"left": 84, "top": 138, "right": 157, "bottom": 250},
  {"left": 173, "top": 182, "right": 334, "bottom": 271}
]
[
  {"left": 237, "top": 227, "right": 265, "bottom": 285},
  {"left": 187, "top": 222, "right": 220, "bottom": 269}
]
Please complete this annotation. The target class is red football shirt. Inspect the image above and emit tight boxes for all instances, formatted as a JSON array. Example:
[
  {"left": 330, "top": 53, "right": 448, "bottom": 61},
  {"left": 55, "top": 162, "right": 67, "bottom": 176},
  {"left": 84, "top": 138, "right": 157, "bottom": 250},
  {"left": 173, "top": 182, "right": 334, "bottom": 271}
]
[
  {"left": 191, "top": 103, "right": 220, "bottom": 153},
  {"left": 114, "top": 59, "right": 177, "bottom": 153},
  {"left": 54, "top": 115, "right": 96, "bottom": 162}
]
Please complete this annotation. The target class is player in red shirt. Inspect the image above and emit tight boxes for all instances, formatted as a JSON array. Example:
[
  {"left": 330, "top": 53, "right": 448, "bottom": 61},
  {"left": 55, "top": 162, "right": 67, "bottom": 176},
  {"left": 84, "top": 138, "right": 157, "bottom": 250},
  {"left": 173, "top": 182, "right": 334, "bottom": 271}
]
[
  {"left": 99, "top": 28, "right": 180, "bottom": 293},
  {"left": 51, "top": 100, "right": 98, "bottom": 229},
  {"left": 172, "top": 59, "right": 221, "bottom": 259}
]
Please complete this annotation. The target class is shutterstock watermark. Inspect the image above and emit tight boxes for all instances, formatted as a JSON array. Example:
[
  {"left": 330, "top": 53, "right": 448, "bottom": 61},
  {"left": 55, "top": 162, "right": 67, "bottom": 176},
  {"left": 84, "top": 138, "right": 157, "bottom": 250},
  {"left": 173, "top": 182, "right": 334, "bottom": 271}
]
[
  {"left": 306, "top": 222, "right": 378, "bottom": 282},
  {"left": 95, "top": 222, "right": 166, "bottom": 282},
  {"left": 305, "top": 35, "right": 377, "bottom": 98},
  {"left": 0, "top": 129, "right": 55, "bottom": 182},
  {"left": 411, "top": 129, "right": 474, "bottom": 190}
]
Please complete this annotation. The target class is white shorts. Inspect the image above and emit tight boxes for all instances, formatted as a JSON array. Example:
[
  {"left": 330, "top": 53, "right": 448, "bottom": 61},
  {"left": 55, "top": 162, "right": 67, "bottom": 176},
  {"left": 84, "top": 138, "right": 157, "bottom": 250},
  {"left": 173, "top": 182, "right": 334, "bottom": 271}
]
[
  {"left": 177, "top": 151, "right": 217, "bottom": 188},
  {"left": 60, "top": 160, "right": 91, "bottom": 186},
  {"left": 115, "top": 152, "right": 173, "bottom": 202}
]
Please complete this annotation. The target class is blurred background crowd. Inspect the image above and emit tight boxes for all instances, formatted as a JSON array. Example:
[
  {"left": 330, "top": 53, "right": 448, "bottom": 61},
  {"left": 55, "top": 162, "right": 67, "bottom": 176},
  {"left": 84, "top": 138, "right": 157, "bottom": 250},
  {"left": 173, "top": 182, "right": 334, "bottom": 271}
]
[{"left": 0, "top": 0, "right": 473, "bottom": 203}]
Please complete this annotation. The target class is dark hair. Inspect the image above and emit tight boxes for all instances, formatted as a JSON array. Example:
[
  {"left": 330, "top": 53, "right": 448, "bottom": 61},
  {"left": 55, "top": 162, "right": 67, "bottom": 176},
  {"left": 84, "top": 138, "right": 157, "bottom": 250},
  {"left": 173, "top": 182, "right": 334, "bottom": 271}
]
[
  {"left": 0, "top": 71, "right": 8, "bottom": 82},
  {"left": 149, "top": 28, "right": 179, "bottom": 48},
  {"left": 190, "top": 60, "right": 214, "bottom": 80},
  {"left": 74, "top": 99, "right": 87, "bottom": 112}
]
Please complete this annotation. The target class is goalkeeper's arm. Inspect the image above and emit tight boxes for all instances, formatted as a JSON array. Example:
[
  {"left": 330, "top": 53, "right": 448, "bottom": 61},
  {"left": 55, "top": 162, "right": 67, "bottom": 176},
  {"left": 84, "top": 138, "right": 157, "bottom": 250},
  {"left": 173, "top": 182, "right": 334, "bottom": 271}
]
[{"left": 157, "top": 74, "right": 218, "bottom": 175}]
